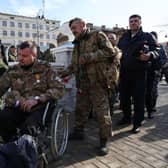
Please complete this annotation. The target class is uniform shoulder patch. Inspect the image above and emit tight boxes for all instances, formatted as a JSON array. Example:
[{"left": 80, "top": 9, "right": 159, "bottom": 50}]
[{"left": 8, "top": 63, "right": 19, "bottom": 71}]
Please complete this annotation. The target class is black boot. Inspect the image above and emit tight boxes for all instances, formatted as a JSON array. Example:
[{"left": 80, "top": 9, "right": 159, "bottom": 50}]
[
  {"left": 98, "top": 138, "right": 109, "bottom": 156},
  {"left": 69, "top": 128, "right": 84, "bottom": 140}
]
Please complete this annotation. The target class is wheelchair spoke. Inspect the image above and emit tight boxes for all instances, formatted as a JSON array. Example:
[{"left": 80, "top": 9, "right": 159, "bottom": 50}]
[{"left": 50, "top": 107, "right": 69, "bottom": 159}]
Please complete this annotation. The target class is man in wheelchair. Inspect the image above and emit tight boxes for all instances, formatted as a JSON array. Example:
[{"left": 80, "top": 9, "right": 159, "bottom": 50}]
[{"left": 0, "top": 40, "right": 65, "bottom": 142}]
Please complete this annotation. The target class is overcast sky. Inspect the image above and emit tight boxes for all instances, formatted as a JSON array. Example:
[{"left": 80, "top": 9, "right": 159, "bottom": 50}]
[{"left": 1, "top": 0, "right": 168, "bottom": 42}]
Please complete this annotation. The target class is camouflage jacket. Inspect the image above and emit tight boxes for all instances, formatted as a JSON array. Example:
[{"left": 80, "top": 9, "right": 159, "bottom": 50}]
[
  {"left": 0, "top": 60, "right": 65, "bottom": 107},
  {"left": 106, "top": 46, "right": 122, "bottom": 89},
  {"left": 0, "top": 45, "right": 8, "bottom": 70},
  {"left": 65, "top": 30, "right": 120, "bottom": 89},
  {"left": 8, "top": 53, "right": 17, "bottom": 62}
]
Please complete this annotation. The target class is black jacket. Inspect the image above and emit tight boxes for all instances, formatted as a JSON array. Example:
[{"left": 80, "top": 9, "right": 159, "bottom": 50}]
[{"left": 118, "top": 29, "right": 158, "bottom": 71}]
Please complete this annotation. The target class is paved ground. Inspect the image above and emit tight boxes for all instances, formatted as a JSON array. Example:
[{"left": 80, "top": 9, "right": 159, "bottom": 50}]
[{"left": 49, "top": 81, "right": 168, "bottom": 168}]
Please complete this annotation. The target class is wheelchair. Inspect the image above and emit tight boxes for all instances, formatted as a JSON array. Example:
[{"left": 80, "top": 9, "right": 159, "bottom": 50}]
[
  {"left": 0, "top": 99, "right": 70, "bottom": 168},
  {"left": 0, "top": 100, "right": 70, "bottom": 168},
  {"left": 32, "top": 100, "right": 70, "bottom": 168}
]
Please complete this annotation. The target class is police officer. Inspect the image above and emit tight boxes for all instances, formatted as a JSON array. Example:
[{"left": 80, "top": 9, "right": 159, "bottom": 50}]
[
  {"left": 0, "top": 41, "right": 65, "bottom": 141},
  {"left": 61, "top": 17, "right": 118, "bottom": 156},
  {"left": 118, "top": 14, "right": 159, "bottom": 133}
]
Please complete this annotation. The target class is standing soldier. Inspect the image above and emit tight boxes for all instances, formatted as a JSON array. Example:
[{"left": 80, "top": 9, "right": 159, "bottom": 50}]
[
  {"left": 61, "top": 17, "right": 118, "bottom": 156},
  {"left": 107, "top": 33, "right": 122, "bottom": 116}
]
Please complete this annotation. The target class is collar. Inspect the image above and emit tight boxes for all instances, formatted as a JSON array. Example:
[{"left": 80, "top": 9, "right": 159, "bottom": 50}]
[{"left": 72, "top": 29, "right": 90, "bottom": 44}]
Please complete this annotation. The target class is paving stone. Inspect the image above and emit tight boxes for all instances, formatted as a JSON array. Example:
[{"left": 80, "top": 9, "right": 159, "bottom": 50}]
[
  {"left": 93, "top": 160, "right": 109, "bottom": 168},
  {"left": 48, "top": 84, "right": 168, "bottom": 168}
]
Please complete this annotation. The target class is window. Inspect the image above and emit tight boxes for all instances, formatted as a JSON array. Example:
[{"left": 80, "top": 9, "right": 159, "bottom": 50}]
[
  {"left": 52, "top": 34, "right": 56, "bottom": 40},
  {"left": 40, "top": 25, "right": 43, "bottom": 30},
  {"left": 32, "top": 33, "right": 36, "bottom": 38},
  {"left": 40, "top": 42, "right": 43, "bottom": 46},
  {"left": 32, "top": 24, "right": 36, "bottom": 29},
  {"left": 10, "top": 21, "right": 15, "bottom": 27},
  {"left": 40, "top": 34, "right": 44, "bottom": 39},
  {"left": 25, "top": 32, "right": 30, "bottom": 38},
  {"left": 10, "top": 31, "right": 15, "bottom": 36},
  {"left": 46, "top": 25, "right": 49, "bottom": 31},
  {"left": 25, "top": 23, "right": 29, "bottom": 28},
  {"left": 18, "top": 32, "right": 22, "bottom": 37},
  {"left": 2, "top": 21, "right": 7, "bottom": 27},
  {"left": 18, "top": 22, "right": 22, "bottom": 28},
  {"left": 3, "top": 30, "right": 7, "bottom": 36},
  {"left": 46, "top": 34, "right": 50, "bottom": 39}
]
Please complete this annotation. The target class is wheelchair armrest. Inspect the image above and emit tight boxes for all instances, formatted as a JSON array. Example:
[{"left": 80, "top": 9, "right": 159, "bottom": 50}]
[{"left": 30, "top": 99, "right": 56, "bottom": 112}]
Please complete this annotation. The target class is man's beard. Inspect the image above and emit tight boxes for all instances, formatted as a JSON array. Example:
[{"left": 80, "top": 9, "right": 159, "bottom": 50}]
[{"left": 20, "top": 62, "right": 34, "bottom": 70}]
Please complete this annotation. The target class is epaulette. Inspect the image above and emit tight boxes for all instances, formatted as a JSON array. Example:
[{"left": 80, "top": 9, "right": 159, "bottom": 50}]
[
  {"left": 36, "top": 59, "right": 48, "bottom": 65},
  {"left": 35, "top": 60, "right": 51, "bottom": 70},
  {"left": 89, "top": 30, "right": 100, "bottom": 36},
  {"left": 8, "top": 63, "right": 19, "bottom": 71}
]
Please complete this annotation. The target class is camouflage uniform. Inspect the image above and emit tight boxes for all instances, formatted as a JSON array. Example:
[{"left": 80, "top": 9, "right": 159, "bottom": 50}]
[
  {"left": 0, "top": 44, "right": 8, "bottom": 76},
  {"left": 8, "top": 53, "right": 17, "bottom": 62},
  {"left": 108, "top": 46, "right": 122, "bottom": 116},
  {"left": 65, "top": 30, "right": 118, "bottom": 139},
  {"left": 0, "top": 60, "right": 65, "bottom": 140}
]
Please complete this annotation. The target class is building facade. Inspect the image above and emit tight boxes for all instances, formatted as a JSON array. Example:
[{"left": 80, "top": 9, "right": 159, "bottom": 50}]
[{"left": 0, "top": 12, "right": 60, "bottom": 49}]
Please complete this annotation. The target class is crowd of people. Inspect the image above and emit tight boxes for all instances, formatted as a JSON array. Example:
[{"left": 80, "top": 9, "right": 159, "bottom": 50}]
[
  {"left": 64, "top": 15, "right": 168, "bottom": 156},
  {"left": 0, "top": 13, "right": 167, "bottom": 167}
]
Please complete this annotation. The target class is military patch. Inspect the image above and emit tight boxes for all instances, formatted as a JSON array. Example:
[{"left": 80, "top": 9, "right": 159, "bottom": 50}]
[{"left": 35, "top": 74, "right": 40, "bottom": 83}]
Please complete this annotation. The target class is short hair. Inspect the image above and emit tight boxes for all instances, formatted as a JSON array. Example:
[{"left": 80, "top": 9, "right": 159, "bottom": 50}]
[
  {"left": 150, "top": 31, "right": 158, "bottom": 40},
  {"left": 129, "top": 14, "right": 141, "bottom": 20},
  {"left": 69, "top": 17, "right": 83, "bottom": 27},
  {"left": 10, "top": 45, "right": 16, "bottom": 49},
  {"left": 19, "top": 41, "right": 36, "bottom": 49},
  {"left": 108, "top": 33, "right": 117, "bottom": 41},
  {"left": 19, "top": 41, "right": 37, "bottom": 53}
]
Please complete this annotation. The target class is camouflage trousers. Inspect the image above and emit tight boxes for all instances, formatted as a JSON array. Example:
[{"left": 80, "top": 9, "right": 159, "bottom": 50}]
[{"left": 75, "top": 83, "right": 112, "bottom": 139}]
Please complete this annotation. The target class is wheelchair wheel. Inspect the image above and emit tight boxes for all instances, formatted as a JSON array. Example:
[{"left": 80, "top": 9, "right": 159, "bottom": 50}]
[{"left": 49, "top": 106, "right": 69, "bottom": 160}]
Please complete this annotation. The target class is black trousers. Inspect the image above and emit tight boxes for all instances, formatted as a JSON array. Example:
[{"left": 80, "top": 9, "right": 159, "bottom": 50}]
[
  {"left": 0, "top": 105, "right": 46, "bottom": 141},
  {"left": 146, "top": 70, "right": 160, "bottom": 114},
  {"left": 119, "top": 70, "right": 147, "bottom": 127}
]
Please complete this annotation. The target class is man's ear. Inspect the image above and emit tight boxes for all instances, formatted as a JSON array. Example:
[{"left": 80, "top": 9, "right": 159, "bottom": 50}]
[
  {"left": 81, "top": 21, "right": 86, "bottom": 28},
  {"left": 139, "top": 20, "right": 142, "bottom": 26},
  {"left": 31, "top": 48, "right": 37, "bottom": 58}
]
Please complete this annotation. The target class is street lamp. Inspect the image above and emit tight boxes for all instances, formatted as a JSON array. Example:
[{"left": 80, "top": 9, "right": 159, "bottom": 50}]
[{"left": 36, "top": 9, "right": 44, "bottom": 59}]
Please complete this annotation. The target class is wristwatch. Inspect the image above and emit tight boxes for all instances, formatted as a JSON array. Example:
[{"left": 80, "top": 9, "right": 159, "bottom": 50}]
[{"left": 15, "top": 100, "right": 20, "bottom": 107}]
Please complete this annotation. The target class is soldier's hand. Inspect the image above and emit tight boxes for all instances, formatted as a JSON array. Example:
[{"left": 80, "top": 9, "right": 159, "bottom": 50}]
[{"left": 20, "top": 99, "right": 38, "bottom": 112}]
